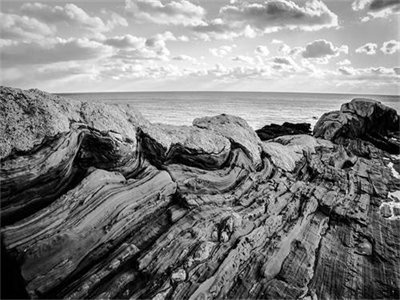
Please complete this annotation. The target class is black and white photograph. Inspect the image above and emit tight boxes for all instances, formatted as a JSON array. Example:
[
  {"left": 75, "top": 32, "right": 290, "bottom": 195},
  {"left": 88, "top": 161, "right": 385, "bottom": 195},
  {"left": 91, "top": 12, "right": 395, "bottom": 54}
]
[{"left": 1, "top": 0, "right": 400, "bottom": 299}]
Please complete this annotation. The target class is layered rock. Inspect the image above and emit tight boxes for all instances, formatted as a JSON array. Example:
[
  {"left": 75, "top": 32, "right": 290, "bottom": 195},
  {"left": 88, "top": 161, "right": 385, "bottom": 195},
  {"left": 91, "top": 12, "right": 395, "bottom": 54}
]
[{"left": 1, "top": 87, "right": 399, "bottom": 300}]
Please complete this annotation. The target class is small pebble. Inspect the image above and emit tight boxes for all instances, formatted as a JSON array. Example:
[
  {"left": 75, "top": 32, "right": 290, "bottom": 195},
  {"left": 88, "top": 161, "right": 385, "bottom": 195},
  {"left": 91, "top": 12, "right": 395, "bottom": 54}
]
[
  {"left": 171, "top": 269, "right": 186, "bottom": 283},
  {"left": 220, "top": 231, "right": 229, "bottom": 243}
]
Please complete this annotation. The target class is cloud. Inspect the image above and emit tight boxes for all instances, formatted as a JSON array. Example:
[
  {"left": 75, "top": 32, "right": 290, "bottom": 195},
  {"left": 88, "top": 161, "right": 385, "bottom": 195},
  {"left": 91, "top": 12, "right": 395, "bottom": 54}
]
[
  {"left": 355, "top": 42, "right": 378, "bottom": 55},
  {"left": 338, "top": 66, "right": 357, "bottom": 76},
  {"left": 172, "top": 54, "right": 198, "bottom": 64},
  {"left": 352, "top": 0, "right": 400, "bottom": 21},
  {"left": 301, "top": 39, "right": 348, "bottom": 59},
  {"left": 125, "top": 0, "right": 205, "bottom": 26},
  {"left": 337, "top": 59, "right": 351, "bottom": 66},
  {"left": 381, "top": 40, "right": 400, "bottom": 54},
  {"left": 336, "top": 66, "right": 399, "bottom": 81},
  {"left": 21, "top": 2, "right": 127, "bottom": 33},
  {"left": 232, "top": 55, "right": 255, "bottom": 64},
  {"left": 0, "top": 12, "right": 55, "bottom": 40},
  {"left": 192, "top": 0, "right": 338, "bottom": 40},
  {"left": 255, "top": 46, "right": 270, "bottom": 56},
  {"left": 107, "top": 34, "right": 171, "bottom": 61},
  {"left": 209, "top": 45, "right": 236, "bottom": 57},
  {"left": 220, "top": 0, "right": 338, "bottom": 31},
  {"left": 1, "top": 38, "right": 113, "bottom": 67}
]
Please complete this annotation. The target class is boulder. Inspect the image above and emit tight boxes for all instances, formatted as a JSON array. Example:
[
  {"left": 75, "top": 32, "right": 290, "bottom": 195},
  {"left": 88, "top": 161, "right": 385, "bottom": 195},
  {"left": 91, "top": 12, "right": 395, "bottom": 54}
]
[
  {"left": 256, "top": 122, "right": 311, "bottom": 141},
  {"left": 193, "top": 114, "right": 262, "bottom": 167},
  {"left": 313, "top": 98, "right": 400, "bottom": 153}
]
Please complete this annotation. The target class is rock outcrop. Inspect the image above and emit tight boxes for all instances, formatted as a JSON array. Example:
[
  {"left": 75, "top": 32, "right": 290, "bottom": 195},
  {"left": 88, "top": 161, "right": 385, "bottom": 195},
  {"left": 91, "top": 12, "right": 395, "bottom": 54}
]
[
  {"left": 256, "top": 122, "right": 311, "bottom": 141},
  {"left": 1, "top": 87, "right": 399, "bottom": 300},
  {"left": 314, "top": 98, "right": 400, "bottom": 154}
]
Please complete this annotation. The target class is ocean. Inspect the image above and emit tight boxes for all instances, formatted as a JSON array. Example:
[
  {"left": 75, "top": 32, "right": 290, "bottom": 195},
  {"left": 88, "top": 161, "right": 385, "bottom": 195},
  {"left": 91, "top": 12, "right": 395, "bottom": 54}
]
[{"left": 58, "top": 92, "right": 400, "bottom": 130}]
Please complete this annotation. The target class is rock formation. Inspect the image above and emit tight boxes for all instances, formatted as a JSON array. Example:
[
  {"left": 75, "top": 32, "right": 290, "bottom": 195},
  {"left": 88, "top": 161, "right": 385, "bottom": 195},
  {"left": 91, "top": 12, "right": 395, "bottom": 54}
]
[
  {"left": 256, "top": 122, "right": 311, "bottom": 141},
  {"left": 314, "top": 98, "right": 400, "bottom": 154},
  {"left": 1, "top": 86, "right": 399, "bottom": 299}
]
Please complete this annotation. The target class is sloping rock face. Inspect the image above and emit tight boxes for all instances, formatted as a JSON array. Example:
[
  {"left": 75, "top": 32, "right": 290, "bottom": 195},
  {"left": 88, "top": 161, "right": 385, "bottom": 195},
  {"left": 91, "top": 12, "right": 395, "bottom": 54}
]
[
  {"left": 314, "top": 98, "right": 400, "bottom": 153},
  {"left": 1, "top": 87, "right": 399, "bottom": 300}
]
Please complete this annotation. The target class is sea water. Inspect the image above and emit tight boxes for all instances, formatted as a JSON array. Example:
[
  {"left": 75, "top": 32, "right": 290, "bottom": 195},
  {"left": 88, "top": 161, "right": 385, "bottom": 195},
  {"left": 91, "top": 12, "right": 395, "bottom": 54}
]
[{"left": 59, "top": 91, "right": 400, "bottom": 130}]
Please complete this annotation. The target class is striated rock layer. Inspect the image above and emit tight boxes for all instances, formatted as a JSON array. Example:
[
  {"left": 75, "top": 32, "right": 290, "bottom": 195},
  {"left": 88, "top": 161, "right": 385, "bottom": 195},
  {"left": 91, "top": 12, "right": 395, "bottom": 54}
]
[{"left": 1, "top": 86, "right": 399, "bottom": 299}]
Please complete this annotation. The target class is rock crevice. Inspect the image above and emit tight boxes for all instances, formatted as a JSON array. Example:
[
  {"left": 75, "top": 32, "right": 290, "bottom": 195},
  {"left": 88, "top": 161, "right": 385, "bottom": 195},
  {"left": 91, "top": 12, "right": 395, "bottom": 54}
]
[{"left": 1, "top": 87, "right": 399, "bottom": 299}]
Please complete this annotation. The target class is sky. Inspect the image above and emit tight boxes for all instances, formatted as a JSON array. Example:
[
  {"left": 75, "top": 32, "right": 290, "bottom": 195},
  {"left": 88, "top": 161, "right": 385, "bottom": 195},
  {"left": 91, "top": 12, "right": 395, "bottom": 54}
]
[{"left": 0, "top": 0, "right": 399, "bottom": 94}]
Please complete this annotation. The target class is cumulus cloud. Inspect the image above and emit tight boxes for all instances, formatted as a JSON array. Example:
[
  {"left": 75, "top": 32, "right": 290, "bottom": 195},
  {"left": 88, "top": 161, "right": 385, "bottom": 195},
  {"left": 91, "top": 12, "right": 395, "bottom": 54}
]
[
  {"left": 21, "top": 2, "right": 127, "bottom": 33},
  {"left": 1, "top": 38, "right": 113, "bottom": 67},
  {"left": 0, "top": 12, "right": 55, "bottom": 40},
  {"left": 352, "top": 0, "right": 400, "bottom": 21},
  {"left": 302, "top": 39, "right": 348, "bottom": 60},
  {"left": 381, "top": 40, "right": 400, "bottom": 54},
  {"left": 192, "top": 0, "right": 338, "bottom": 40},
  {"left": 255, "top": 46, "right": 270, "bottom": 56},
  {"left": 220, "top": 0, "right": 338, "bottom": 31},
  {"left": 355, "top": 42, "right": 378, "bottom": 55},
  {"left": 107, "top": 34, "right": 172, "bottom": 61},
  {"left": 125, "top": 0, "right": 205, "bottom": 26},
  {"left": 209, "top": 45, "right": 236, "bottom": 57}
]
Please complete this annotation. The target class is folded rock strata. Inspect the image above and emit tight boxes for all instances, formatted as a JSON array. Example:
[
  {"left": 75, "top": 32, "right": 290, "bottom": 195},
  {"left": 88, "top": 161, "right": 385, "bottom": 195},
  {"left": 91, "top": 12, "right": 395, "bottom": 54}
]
[{"left": 1, "top": 87, "right": 399, "bottom": 299}]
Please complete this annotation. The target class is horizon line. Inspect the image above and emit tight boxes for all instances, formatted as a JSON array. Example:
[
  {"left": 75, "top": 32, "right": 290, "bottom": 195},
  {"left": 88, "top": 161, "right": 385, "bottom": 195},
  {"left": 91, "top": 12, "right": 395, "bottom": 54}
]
[{"left": 56, "top": 90, "right": 400, "bottom": 97}]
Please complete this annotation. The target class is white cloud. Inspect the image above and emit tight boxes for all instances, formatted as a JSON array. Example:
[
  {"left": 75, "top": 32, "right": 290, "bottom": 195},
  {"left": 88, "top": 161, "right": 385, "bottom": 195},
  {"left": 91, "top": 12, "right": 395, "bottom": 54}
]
[
  {"left": 337, "top": 66, "right": 399, "bottom": 78},
  {"left": 0, "top": 12, "right": 55, "bottom": 40},
  {"left": 209, "top": 45, "right": 236, "bottom": 57},
  {"left": 352, "top": 0, "right": 400, "bottom": 21},
  {"left": 302, "top": 39, "right": 348, "bottom": 59},
  {"left": 125, "top": 0, "right": 206, "bottom": 26},
  {"left": 381, "top": 40, "right": 400, "bottom": 54},
  {"left": 272, "top": 39, "right": 284, "bottom": 44},
  {"left": 355, "top": 42, "right": 378, "bottom": 55},
  {"left": 337, "top": 59, "right": 351, "bottom": 66},
  {"left": 21, "top": 2, "right": 127, "bottom": 33},
  {"left": 255, "top": 45, "right": 270, "bottom": 56}
]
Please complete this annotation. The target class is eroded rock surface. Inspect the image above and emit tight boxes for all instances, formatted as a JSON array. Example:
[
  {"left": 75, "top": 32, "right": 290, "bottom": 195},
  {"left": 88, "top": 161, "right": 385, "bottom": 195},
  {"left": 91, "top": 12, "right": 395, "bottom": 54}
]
[{"left": 1, "top": 87, "right": 399, "bottom": 299}]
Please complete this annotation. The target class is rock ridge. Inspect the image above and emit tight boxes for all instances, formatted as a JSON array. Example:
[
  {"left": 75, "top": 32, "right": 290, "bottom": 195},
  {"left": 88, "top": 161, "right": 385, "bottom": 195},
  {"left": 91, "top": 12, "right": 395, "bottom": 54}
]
[{"left": 0, "top": 86, "right": 399, "bottom": 299}]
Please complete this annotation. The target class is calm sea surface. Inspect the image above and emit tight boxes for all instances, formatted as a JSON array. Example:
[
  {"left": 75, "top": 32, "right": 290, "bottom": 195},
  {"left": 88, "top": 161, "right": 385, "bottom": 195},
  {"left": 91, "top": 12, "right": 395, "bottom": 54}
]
[{"left": 58, "top": 92, "right": 400, "bottom": 130}]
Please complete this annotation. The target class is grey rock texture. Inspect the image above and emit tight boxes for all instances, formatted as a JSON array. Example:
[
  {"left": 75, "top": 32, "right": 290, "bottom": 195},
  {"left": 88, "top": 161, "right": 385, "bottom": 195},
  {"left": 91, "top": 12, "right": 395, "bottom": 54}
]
[
  {"left": 313, "top": 98, "right": 400, "bottom": 154},
  {"left": 1, "top": 87, "right": 399, "bottom": 299}
]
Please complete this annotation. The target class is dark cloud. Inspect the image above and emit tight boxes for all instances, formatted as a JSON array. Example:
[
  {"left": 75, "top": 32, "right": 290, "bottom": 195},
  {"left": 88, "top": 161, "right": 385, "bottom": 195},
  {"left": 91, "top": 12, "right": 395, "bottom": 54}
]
[
  {"left": 352, "top": 0, "right": 400, "bottom": 20},
  {"left": 193, "top": 0, "right": 338, "bottom": 40},
  {"left": 302, "top": 39, "right": 348, "bottom": 58},
  {"left": 369, "top": 0, "right": 400, "bottom": 11}
]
